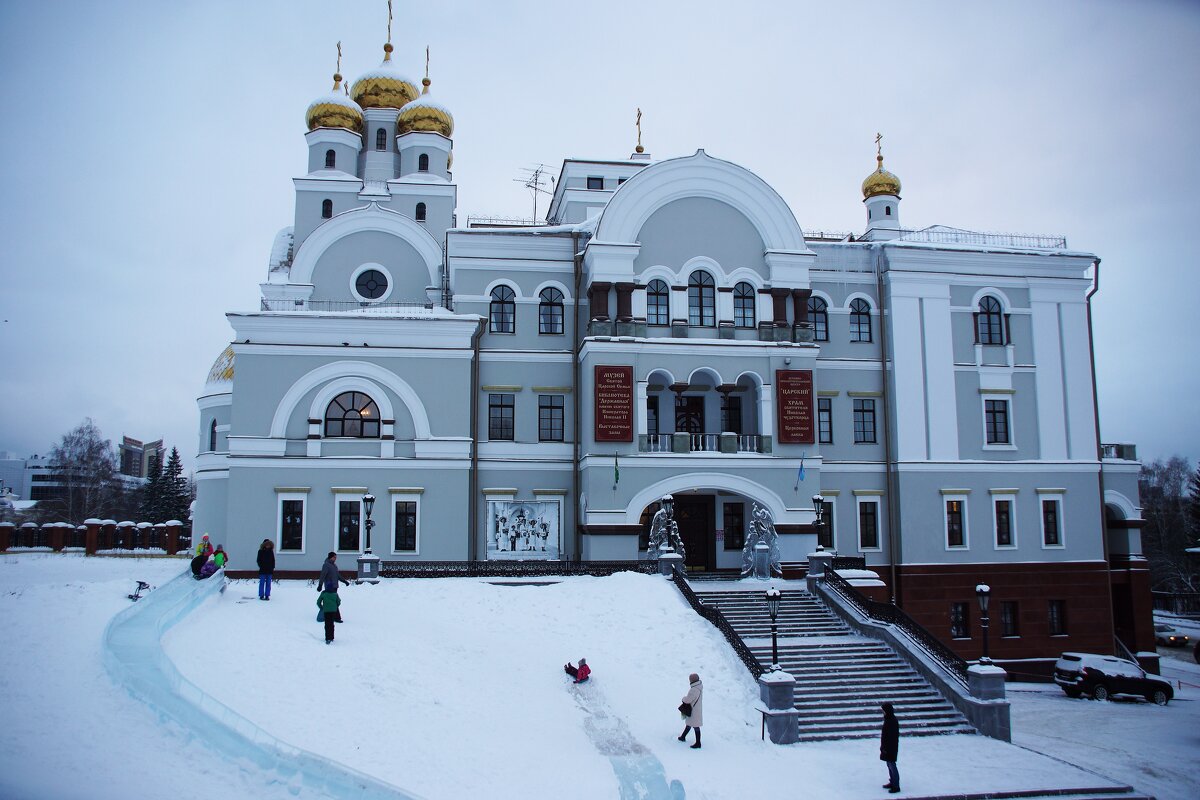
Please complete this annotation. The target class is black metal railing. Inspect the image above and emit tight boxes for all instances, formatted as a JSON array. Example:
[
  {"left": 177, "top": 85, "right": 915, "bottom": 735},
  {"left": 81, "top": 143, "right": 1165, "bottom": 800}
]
[
  {"left": 830, "top": 555, "right": 866, "bottom": 571},
  {"left": 822, "top": 569, "right": 969, "bottom": 688},
  {"left": 379, "top": 559, "right": 657, "bottom": 579},
  {"left": 671, "top": 570, "right": 767, "bottom": 679},
  {"left": 1151, "top": 591, "right": 1200, "bottom": 616},
  {"left": 260, "top": 299, "right": 433, "bottom": 313}
]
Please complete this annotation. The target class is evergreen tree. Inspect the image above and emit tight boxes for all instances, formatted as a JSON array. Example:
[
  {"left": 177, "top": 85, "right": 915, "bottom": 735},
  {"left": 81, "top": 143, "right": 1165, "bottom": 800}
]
[
  {"left": 160, "top": 447, "right": 191, "bottom": 523},
  {"left": 139, "top": 453, "right": 163, "bottom": 522}
]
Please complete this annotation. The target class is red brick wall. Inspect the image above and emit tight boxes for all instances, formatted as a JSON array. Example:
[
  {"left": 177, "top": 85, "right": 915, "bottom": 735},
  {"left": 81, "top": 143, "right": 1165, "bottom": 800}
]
[{"left": 895, "top": 562, "right": 1115, "bottom": 662}]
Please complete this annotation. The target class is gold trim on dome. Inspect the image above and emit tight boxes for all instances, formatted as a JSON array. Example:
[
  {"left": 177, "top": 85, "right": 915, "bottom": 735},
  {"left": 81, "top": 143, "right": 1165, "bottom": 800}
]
[
  {"left": 862, "top": 154, "right": 902, "bottom": 198},
  {"left": 306, "top": 70, "right": 364, "bottom": 132},
  {"left": 207, "top": 346, "right": 235, "bottom": 384},
  {"left": 397, "top": 77, "right": 454, "bottom": 137}
]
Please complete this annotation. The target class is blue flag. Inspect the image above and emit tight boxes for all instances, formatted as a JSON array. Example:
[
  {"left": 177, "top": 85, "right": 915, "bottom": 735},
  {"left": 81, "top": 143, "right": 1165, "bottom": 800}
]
[{"left": 794, "top": 453, "right": 806, "bottom": 489}]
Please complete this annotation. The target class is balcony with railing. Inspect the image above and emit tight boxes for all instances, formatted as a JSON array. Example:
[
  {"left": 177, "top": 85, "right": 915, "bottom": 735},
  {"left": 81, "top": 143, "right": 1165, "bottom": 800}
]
[
  {"left": 639, "top": 432, "right": 766, "bottom": 454},
  {"left": 260, "top": 298, "right": 434, "bottom": 313}
]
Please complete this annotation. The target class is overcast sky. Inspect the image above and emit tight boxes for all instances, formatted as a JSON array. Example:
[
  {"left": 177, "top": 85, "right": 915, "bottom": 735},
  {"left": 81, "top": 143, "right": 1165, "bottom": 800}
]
[{"left": 1, "top": 0, "right": 1197, "bottom": 475}]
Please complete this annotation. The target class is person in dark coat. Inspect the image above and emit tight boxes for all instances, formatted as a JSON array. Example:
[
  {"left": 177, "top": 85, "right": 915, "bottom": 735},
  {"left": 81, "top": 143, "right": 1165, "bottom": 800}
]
[
  {"left": 318, "top": 552, "right": 350, "bottom": 592},
  {"left": 880, "top": 701, "right": 900, "bottom": 793},
  {"left": 256, "top": 539, "right": 275, "bottom": 600}
]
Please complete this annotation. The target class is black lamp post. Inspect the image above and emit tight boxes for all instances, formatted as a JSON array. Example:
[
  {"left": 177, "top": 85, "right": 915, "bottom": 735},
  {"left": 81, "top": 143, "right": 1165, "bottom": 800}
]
[
  {"left": 812, "top": 494, "right": 824, "bottom": 547},
  {"left": 362, "top": 493, "right": 376, "bottom": 555},
  {"left": 765, "top": 587, "right": 782, "bottom": 671},
  {"left": 976, "top": 582, "right": 991, "bottom": 665}
]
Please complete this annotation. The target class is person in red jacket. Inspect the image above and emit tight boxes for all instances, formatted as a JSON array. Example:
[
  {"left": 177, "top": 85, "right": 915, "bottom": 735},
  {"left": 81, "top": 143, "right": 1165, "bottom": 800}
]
[{"left": 564, "top": 658, "right": 590, "bottom": 683}]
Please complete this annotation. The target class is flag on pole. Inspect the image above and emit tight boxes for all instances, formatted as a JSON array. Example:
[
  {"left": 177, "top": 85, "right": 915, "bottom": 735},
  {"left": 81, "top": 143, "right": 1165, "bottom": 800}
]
[
  {"left": 614, "top": 452, "right": 620, "bottom": 488},
  {"left": 794, "top": 453, "right": 806, "bottom": 490}
]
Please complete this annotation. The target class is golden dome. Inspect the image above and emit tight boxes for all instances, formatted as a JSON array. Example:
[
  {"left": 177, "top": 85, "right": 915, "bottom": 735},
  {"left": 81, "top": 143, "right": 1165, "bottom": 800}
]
[
  {"left": 206, "top": 345, "right": 235, "bottom": 386},
  {"left": 862, "top": 154, "right": 901, "bottom": 198},
  {"left": 351, "top": 44, "right": 419, "bottom": 110},
  {"left": 305, "top": 73, "right": 364, "bottom": 133},
  {"left": 397, "top": 77, "right": 453, "bottom": 137}
]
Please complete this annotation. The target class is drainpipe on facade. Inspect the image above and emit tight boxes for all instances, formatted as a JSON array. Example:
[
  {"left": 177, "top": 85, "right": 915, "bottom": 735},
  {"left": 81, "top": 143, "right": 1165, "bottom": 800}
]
[
  {"left": 467, "top": 317, "right": 485, "bottom": 561},
  {"left": 873, "top": 244, "right": 902, "bottom": 604},
  {"left": 571, "top": 230, "right": 586, "bottom": 561},
  {"left": 1085, "top": 258, "right": 1118, "bottom": 647}
]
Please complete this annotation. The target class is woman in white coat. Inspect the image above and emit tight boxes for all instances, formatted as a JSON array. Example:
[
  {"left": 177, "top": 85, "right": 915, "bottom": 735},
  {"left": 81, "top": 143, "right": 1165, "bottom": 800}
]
[{"left": 677, "top": 673, "right": 703, "bottom": 748}]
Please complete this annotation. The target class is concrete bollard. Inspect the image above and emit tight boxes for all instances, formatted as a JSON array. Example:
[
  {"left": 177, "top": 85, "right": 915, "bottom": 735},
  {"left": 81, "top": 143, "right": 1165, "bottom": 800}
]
[
  {"left": 659, "top": 551, "right": 683, "bottom": 577},
  {"left": 758, "top": 670, "right": 801, "bottom": 744},
  {"left": 968, "top": 663, "right": 1007, "bottom": 700}
]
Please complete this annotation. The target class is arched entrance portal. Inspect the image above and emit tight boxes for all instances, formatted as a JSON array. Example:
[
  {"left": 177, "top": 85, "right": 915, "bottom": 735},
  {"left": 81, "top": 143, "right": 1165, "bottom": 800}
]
[{"left": 638, "top": 490, "right": 761, "bottom": 573}]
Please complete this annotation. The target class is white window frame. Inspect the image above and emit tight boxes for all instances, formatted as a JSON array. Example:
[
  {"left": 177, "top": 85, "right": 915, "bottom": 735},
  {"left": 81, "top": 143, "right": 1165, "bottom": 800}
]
[
  {"left": 1038, "top": 490, "right": 1066, "bottom": 549},
  {"left": 332, "top": 490, "right": 365, "bottom": 554},
  {"left": 981, "top": 393, "right": 1016, "bottom": 451},
  {"left": 942, "top": 492, "right": 970, "bottom": 550},
  {"left": 856, "top": 496, "right": 882, "bottom": 552},
  {"left": 390, "top": 490, "right": 422, "bottom": 556},
  {"left": 990, "top": 491, "right": 1018, "bottom": 550},
  {"left": 276, "top": 490, "right": 309, "bottom": 554},
  {"left": 349, "top": 262, "right": 394, "bottom": 304}
]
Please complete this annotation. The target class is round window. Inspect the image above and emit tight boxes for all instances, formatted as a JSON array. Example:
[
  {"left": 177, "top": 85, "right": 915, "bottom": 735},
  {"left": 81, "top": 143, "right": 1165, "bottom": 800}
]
[{"left": 355, "top": 269, "right": 388, "bottom": 300}]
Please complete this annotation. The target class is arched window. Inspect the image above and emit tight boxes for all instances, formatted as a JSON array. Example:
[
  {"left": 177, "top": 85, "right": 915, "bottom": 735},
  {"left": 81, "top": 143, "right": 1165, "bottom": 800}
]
[
  {"left": 733, "top": 282, "right": 756, "bottom": 328},
  {"left": 646, "top": 279, "right": 669, "bottom": 326},
  {"left": 808, "top": 296, "right": 829, "bottom": 342},
  {"left": 324, "top": 149, "right": 336, "bottom": 169},
  {"left": 976, "top": 296, "right": 1005, "bottom": 345},
  {"left": 323, "top": 392, "right": 381, "bottom": 438},
  {"left": 489, "top": 285, "right": 516, "bottom": 333},
  {"left": 415, "top": 202, "right": 427, "bottom": 222},
  {"left": 687, "top": 271, "right": 715, "bottom": 327},
  {"left": 418, "top": 153, "right": 429, "bottom": 172},
  {"left": 849, "top": 298, "right": 872, "bottom": 342},
  {"left": 321, "top": 199, "right": 333, "bottom": 219},
  {"left": 208, "top": 419, "right": 217, "bottom": 452},
  {"left": 539, "top": 287, "right": 564, "bottom": 334},
  {"left": 375, "top": 128, "right": 387, "bottom": 151},
  {"left": 885, "top": 205, "right": 892, "bottom": 216}
]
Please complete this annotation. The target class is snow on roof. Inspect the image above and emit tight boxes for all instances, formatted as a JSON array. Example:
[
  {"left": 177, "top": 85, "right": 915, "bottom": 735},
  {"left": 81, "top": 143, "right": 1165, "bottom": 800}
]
[
  {"left": 305, "top": 91, "right": 362, "bottom": 116},
  {"left": 401, "top": 94, "right": 449, "bottom": 114},
  {"left": 267, "top": 227, "right": 293, "bottom": 271}
]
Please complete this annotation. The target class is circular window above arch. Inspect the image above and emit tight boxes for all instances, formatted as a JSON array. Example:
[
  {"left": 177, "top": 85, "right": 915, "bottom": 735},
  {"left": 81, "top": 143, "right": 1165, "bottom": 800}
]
[{"left": 350, "top": 263, "right": 393, "bottom": 303}]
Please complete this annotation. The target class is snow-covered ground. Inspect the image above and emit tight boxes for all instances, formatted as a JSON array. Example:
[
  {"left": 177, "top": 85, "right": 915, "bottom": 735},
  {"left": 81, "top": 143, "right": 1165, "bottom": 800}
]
[{"left": 2, "top": 554, "right": 1198, "bottom": 799}]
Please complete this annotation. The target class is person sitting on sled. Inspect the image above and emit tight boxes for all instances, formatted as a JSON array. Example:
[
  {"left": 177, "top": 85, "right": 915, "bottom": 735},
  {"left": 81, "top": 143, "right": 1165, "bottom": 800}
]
[{"left": 564, "top": 658, "right": 591, "bottom": 683}]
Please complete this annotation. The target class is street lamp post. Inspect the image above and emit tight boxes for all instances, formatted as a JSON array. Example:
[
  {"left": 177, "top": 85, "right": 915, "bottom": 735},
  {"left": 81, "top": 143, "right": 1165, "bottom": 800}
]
[
  {"left": 765, "top": 587, "right": 782, "bottom": 671},
  {"left": 362, "top": 493, "right": 376, "bottom": 555},
  {"left": 812, "top": 494, "right": 824, "bottom": 547},
  {"left": 976, "top": 583, "right": 991, "bottom": 665}
]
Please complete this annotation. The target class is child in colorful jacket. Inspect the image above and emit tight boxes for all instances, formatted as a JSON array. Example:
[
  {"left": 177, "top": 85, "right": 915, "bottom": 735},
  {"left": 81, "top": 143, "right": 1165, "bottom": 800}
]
[
  {"left": 318, "top": 591, "right": 341, "bottom": 644},
  {"left": 213, "top": 545, "right": 228, "bottom": 569}
]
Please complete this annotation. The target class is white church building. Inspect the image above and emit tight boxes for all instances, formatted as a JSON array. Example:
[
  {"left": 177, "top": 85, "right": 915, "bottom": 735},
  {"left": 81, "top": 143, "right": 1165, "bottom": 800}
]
[{"left": 194, "top": 34, "right": 1151, "bottom": 663}]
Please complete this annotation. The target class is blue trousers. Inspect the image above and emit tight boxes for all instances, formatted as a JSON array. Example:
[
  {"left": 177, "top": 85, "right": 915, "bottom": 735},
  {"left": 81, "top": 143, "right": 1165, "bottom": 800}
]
[
  {"left": 258, "top": 573, "right": 272, "bottom": 599},
  {"left": 886, "top": 761, "right": 899, "bottom": 788}
]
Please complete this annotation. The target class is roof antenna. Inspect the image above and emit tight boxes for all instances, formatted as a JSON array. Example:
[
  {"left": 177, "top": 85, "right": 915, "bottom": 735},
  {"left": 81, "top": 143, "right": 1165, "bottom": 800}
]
[{"left": 513, "top": 164, "right": 554, "bottom": 222}]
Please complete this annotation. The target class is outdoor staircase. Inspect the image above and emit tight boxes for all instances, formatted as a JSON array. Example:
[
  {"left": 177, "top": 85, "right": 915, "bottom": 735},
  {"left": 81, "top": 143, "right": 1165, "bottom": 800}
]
[{"left": 691, "top": 586, "right": 977, "bottom": 741}]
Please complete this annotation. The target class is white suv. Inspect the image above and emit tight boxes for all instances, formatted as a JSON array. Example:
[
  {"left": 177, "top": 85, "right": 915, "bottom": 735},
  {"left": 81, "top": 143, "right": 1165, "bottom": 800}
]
[{"left": 1053, "top": 652, "right": 1173, "bottom": 705}]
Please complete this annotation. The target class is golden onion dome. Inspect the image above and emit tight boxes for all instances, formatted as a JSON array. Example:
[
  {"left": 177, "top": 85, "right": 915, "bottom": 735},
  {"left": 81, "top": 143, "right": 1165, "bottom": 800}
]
[
  {"left": 305, "top": 73, "right": 364, "bottom": 133},
  {"left": 206, "top": 345, "right": 235, "bottom": 387},
  {"left": 862, "top": 154, "right": 902, "bottom": 198},
  {"left": 397, "top": 77, "right": 454, "bottom": 137},
  {"left": 351, "top": 44, "right": 420, "bottom": 110}
]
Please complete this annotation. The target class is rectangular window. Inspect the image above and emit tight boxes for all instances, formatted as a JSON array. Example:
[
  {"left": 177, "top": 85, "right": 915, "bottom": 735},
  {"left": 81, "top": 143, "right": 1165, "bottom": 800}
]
[
  {"left": 994, "top": 499, "right": 1013, "bottom": 547},
  {"left": 721, "top": 395, "right": 742, "bottom": 435},
  {"left": 723, "top": 503, "right": 745, "bottom": 551},
  {"left": 945, "top": 499, "right": 966, "bottom": 548},
  {"left": 280, "top": 498, "right": 304, "bottom": 551},
  {"left": 818, "top": 398, "right": 833, "bottom": 444},
  {"left": 950, "top": 602, "right": 970, "bottom": 639},
  {"left": 393, "top": 500, "right": 417, "bottom": 552},
  {"left": 858, "top": 500, "right": 879, "bottom": 550},
  {"left": 853, "top": 399, "right": 876, "bottom": 444},
  {"left": 985, "top": 399, "right": 1010, "bottom": 445},
  {"left": 646, "top": 396, "right": 659, "bottom": 436},
  {"left": 1048, "top": 599, "right": 1067, "bottom": 636},
  {"left": 538, "top": 395, "right": 565, "bottom": 442},
  {"left": 1042, "top": 498, "right": 1061, "bottom": 546},
  {"left": 674, "top": 395, "right": 704, "bottom": 435},
  {"left": 818, "top": 500, "right": 834, "bottom": 549},
  {"left": 488, "top": 394, "right": 515, "bottom": 441},
  {"left": 586, "top": 176, "right": 604, "bottom": 190},
  {"left": 1000, "top": 600, "right": 1020, "bottom": 637},
  {"left": 337, "top": 499, "right": 361, "bottom": 552}
]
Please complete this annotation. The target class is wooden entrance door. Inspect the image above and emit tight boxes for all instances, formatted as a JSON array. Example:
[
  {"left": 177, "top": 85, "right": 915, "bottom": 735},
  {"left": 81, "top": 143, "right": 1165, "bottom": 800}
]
[{"left": 674, "top": 495, "right": 715, "bottom": 571}]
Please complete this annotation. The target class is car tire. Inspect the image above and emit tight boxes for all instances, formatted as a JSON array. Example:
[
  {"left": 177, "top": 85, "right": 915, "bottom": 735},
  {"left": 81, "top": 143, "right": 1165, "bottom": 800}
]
[
  {"left": 1064, "top": 688, "right": 1081, "bottom": 699},
  {"left": 1148, "top": 689, "right": 1169, "bottom": 706},
  {"left": 1092, "top": 684, "right": 1110, "bottom": 701}
]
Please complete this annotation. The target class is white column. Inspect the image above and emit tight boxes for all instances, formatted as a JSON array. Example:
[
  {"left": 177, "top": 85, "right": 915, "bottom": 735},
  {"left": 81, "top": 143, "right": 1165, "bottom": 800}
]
[
  {"left": 1030, "top": 285, "right": 1069, "bottom": 460},
  {"left": 636, "top": 381, "right": 649, "bottom": 436}
]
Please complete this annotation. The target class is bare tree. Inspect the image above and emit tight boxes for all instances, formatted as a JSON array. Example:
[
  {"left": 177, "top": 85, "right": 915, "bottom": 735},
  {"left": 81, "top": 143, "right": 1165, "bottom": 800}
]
[
  {"left": 1140, "top": 456, "right": 1198, "bottom": 593},
  {"left": 47, "top": 419, "right": 118, "bottom": 525}
]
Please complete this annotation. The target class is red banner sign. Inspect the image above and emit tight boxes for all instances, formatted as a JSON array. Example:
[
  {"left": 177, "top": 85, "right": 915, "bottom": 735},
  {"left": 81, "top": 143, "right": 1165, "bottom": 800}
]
[
  {"left": 776, "top": 370, "right": 814, "bottom": 444},
  {"left": 594, "top": 365, "right": 634, "bottom": 442}
]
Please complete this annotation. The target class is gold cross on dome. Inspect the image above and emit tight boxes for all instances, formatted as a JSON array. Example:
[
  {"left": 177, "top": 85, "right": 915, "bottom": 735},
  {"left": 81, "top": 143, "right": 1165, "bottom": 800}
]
[
  {"left": 636, "top": 108, "right": 642, "bottom": 147},
  {"left": 336, "top": 41, "right": 342, "bottom": 74},
  {"left": 387, "top": 0, "right": 393, "bottom": 44},
  {"left": 875, "top": 132, "right": 883, "bottom": 158}
]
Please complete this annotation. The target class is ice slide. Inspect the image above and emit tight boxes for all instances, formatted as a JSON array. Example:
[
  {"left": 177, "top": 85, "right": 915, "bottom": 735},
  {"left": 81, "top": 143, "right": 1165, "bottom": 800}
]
[{"left": 102, "top": 567, "right": 421, "bottom": 800}]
